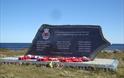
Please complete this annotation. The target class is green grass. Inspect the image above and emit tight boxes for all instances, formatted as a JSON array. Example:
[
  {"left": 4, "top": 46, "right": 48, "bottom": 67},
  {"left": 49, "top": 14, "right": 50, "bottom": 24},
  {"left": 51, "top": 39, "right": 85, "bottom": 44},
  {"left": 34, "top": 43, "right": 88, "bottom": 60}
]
[{"left": 0, "top": 49, "right": 124, "bottom": 78}]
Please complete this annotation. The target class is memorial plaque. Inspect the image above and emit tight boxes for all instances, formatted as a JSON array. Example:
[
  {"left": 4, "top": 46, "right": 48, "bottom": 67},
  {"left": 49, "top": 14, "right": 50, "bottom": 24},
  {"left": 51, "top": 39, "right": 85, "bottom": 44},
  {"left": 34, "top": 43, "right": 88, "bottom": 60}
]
[{"left": 27, "top": 24, "right": 110, "bottom": 59}]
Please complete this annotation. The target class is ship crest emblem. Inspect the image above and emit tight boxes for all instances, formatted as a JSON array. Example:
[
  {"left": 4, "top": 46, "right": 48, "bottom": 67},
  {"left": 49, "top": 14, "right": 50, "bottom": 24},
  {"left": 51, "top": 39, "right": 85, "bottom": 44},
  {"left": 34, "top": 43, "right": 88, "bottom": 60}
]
[{"left": 42, "top": 28, "right": 50, "bottom": 40}]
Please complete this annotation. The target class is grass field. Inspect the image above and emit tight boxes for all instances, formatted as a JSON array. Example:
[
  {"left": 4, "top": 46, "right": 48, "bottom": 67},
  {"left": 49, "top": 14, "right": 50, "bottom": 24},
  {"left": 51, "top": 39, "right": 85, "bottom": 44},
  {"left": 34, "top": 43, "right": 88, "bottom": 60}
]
[{"left": 0, "top": 49, "right": 124, "bottom": 78}]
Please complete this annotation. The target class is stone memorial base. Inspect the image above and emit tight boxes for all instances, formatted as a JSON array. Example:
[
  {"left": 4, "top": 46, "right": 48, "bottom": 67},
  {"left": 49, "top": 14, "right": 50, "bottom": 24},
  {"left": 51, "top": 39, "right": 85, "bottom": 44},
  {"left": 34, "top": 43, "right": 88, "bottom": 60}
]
[{"left": 0, "top": 57, "right": 119, "bottom": 71}]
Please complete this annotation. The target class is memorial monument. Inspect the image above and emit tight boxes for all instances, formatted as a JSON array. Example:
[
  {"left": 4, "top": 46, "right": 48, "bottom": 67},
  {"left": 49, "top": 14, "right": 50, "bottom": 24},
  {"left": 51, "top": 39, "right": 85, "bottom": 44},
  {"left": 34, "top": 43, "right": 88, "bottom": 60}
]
[
  {"left": 27, "top": 24, "right": 110, "bottom": 59},
  {"left": 0, "top": 24, "right": 119, "bottom": 71}
]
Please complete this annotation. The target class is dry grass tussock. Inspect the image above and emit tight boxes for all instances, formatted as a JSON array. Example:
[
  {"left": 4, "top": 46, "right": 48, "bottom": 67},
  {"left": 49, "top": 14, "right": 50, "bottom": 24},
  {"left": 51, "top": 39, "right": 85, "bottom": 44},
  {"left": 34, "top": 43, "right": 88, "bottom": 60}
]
[{"left": 0, "top": 49, "right": 124, "bottom": 78}]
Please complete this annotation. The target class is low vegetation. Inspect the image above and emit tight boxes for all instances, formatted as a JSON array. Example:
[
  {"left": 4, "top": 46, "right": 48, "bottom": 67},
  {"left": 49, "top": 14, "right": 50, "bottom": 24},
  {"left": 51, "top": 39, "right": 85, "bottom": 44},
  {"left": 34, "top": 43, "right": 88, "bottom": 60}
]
[{"left": 0, "top": 49, "right": 124, "bottom": 78}]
